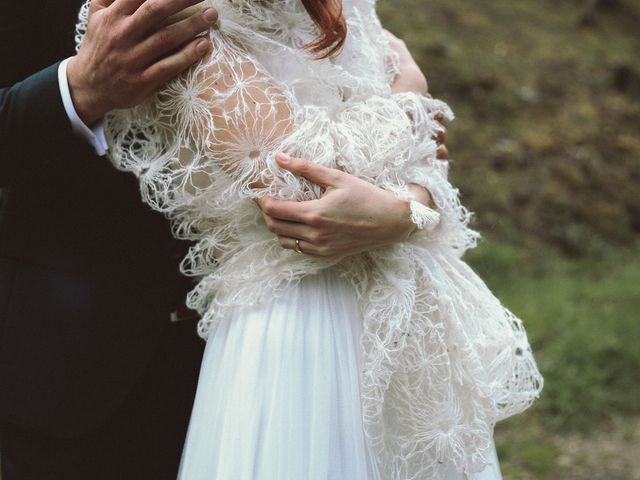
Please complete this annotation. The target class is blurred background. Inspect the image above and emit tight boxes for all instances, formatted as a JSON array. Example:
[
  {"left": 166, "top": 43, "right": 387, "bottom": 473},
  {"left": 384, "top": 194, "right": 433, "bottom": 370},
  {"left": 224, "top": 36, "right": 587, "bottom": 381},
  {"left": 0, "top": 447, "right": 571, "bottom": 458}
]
[{"left": 378, "top": 0, "right": 640, "bottom": 478}]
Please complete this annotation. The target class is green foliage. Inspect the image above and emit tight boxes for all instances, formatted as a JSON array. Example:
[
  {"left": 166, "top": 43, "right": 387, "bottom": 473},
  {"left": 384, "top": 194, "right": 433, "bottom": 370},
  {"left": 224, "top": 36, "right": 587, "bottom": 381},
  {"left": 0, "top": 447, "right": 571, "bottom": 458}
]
[
  {"left": 466, "top": 240, "right": 640, "bottom": 431},
  {"left": 464, "top": 239, "right": 640, "bottom": 476},
  {"left": 504, "top": 439, "right": 560, "bottom": 477},
  {"left": 379, "top": 0, "right": 640, "bottom": 256}
]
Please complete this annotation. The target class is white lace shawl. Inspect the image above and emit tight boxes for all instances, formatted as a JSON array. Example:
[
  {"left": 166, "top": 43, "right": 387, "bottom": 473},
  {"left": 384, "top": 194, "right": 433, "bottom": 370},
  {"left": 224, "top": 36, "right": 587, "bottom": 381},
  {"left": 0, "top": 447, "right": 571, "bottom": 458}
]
[{"left": 77, "top": 0, "right": 542, "bottom": 477}]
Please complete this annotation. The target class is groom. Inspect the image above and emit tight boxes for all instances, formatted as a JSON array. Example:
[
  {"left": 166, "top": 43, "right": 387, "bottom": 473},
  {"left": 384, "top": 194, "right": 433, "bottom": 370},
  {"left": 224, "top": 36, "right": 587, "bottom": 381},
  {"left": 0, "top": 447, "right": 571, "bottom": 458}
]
[
  {"left": 0, "top": 0, "right": 444, "bottom": 478},
  {"left": 0, "top": 1, "right": 217, "bottom": 479}
]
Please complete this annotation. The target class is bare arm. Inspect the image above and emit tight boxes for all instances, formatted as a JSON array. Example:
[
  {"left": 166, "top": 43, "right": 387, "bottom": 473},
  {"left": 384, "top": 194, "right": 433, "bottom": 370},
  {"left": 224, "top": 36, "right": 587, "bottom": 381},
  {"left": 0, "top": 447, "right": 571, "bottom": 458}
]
[
  {"left": 384, "top": 29, "right": 429, "bottom": 96},
  {"left": 258, "top": 30, "right": 447, "bottom": 258}
]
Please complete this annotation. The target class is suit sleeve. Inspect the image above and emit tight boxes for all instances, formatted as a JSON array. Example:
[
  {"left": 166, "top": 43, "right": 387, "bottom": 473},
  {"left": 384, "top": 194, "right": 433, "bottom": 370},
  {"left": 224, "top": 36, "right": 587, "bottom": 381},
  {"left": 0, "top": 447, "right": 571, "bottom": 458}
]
[{"left": 0, "top": 62, "right": 82, "bottom": 186}]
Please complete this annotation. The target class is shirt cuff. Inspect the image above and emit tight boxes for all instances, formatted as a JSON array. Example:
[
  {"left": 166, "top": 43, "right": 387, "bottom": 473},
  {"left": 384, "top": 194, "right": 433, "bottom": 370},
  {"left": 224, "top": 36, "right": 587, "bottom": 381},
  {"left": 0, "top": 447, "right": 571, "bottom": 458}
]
[{"left": 58, "top": 58, "right": 108, "bottom": 156}]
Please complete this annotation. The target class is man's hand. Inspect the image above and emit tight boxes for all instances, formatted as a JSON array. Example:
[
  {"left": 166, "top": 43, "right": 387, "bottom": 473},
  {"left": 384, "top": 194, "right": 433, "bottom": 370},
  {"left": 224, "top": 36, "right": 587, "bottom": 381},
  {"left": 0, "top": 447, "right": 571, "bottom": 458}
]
[
  {"left": 257, "top": 155, "right": 419, "bottom": 260},
  {"left": 67, "top": 0, "right": 218, "bottom": 126}
]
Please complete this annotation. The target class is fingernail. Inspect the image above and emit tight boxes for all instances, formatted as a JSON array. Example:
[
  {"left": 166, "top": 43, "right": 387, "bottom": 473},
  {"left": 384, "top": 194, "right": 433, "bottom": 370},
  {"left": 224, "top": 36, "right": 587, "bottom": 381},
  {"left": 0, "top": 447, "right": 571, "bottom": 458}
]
[
  {"left": 196, "top": 39, "right": 210, "bottom": 55},
  {"left": 277, "top": 153, "right": 291, "bottom": 163},
  {"left": 203, "top": 8, "right": 218, "bottom": 23}
]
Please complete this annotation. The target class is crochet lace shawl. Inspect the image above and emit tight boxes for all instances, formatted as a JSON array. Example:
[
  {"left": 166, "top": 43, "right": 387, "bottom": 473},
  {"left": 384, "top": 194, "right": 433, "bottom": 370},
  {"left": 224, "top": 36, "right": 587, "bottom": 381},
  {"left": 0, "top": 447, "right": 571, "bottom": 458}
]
[{"left": 77, "top": 0, "right": 542, "bottom": 477}]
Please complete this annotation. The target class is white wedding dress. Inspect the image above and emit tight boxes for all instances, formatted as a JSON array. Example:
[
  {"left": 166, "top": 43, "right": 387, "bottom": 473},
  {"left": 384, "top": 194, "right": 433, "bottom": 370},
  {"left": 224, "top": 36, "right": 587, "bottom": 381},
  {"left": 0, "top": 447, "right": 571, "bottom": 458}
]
[
  {"left": 75, "top": 0, "right": 543, "bottom": 477},
  {"left": 177, "top": 270, "right": 504, "bottom": 479}
]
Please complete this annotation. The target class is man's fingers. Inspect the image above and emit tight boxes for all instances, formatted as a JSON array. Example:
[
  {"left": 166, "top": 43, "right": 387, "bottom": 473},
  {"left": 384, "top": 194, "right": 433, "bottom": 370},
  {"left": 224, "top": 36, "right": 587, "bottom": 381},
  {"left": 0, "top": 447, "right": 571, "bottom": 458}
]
[
  {"left": 276, "top": 154, "right": 342, "bottom": 189},
  {"left": 162, "top": 3, "right": 214, "bottom": 26},
  {"left": 142, "top": 36, "right": 210, "bottom": 87},
  {"left": 92, "top": 0, "right": 118, "bottom": 14},
  {"left": 135, "top": 8, "right": 216, "bottom": 66},
  {"left": 127, "top": 0, "right": 206, "bottom": 33},
  {"left": 112, "top": 0, "right": 148, "bottom": 15}
]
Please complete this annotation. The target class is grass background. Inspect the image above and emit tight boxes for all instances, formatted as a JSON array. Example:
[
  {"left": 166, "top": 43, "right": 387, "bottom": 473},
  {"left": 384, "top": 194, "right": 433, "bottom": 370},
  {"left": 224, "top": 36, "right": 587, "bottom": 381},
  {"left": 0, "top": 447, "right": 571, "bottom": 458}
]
[
  {"left": 467, "top": 242, "right": 640, "bottom": 478},
  {"left": 378, "top": 0, "right": 640, "bottom": 477}
]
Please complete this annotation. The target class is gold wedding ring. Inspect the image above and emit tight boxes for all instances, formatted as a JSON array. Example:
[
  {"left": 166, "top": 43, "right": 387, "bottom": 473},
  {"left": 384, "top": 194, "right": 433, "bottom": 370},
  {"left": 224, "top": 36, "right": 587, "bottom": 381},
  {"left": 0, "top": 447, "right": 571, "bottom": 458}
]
[{"left": 294, "top": 239, "right": 304, "bottom": 254}]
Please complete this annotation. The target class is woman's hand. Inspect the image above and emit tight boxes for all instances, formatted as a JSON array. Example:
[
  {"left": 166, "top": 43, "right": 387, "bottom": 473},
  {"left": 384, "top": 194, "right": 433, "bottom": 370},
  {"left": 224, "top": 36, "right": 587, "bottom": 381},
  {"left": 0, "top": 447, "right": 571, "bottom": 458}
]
[
  {"left": 256, "top": 31, "right": 448, "bottom": 258},
  {"left": 257, "top": 155, "right": 417, "bottom": 259}
]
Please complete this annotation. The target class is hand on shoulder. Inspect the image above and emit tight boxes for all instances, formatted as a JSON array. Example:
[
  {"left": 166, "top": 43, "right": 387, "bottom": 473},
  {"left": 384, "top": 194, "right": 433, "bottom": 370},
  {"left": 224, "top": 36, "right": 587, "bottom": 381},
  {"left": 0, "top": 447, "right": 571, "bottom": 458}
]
[{"left": 67, "top": 0, "right": 219, "bottom": 126}]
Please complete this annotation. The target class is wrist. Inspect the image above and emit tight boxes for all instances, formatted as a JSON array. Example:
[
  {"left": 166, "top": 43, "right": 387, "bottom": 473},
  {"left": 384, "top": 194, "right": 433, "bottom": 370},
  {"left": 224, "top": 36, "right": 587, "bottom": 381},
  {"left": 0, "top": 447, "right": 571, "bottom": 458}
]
[
  {"left": 408, "top": 199, "right": 440, "bottom": 232},
  {"left": 408, "top": 183, "right": 435, "bottom": 209},
  {"left": 381, "top": 188, "right": 418, "bottom": 241},
  {"left": 396, "top": 195, "right": 419, "bottom": 239},
  {"left": 390, "top": 184, "right": 440, "bottom": 237},
  {"left": 67, "top": 56, "right": 108, "bottom": 127}
]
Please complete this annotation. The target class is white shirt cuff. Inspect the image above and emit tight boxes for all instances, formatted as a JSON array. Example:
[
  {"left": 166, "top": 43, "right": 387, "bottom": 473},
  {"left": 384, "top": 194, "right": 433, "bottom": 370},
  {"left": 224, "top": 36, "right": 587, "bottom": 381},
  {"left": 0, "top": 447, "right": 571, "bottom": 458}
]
[{"left": 58, "top": 58, "right": 108, "bottom": 156}]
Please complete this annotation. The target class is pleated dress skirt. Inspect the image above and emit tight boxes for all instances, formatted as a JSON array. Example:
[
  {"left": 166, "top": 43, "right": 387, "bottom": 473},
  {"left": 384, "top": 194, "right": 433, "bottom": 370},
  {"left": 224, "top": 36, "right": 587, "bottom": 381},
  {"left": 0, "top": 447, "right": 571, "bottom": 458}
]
[{"left": 177, "top": 270, "right": 503, "bottom": 480}]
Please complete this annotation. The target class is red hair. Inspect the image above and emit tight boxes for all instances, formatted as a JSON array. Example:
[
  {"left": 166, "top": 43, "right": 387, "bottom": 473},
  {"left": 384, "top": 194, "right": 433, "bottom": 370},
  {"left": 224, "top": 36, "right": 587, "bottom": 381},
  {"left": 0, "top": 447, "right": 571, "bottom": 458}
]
[{"left": 300, "top": 0, "right": 347, "bottom": 59}]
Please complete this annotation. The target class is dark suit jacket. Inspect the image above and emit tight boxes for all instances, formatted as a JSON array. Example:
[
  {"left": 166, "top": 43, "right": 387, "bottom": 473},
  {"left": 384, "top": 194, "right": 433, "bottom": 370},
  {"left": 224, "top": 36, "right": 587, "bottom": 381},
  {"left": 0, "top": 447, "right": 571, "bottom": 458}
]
[{"left": 0, "top": 0, "right": 196, "bottom": 438}]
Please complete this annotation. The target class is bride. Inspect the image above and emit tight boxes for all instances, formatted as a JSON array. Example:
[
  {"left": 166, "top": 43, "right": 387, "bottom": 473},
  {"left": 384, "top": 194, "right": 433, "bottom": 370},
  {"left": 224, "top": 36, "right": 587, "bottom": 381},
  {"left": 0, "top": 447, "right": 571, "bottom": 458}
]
[{"left": 76, "top": 0, "right": 543, "bottom": 478}]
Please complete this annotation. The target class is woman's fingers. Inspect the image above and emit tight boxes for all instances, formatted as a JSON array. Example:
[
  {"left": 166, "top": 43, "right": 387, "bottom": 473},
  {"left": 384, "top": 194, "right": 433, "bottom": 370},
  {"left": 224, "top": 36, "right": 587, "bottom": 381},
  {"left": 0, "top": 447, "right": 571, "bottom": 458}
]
[
  {"left": 277, "top": 236, "right": 338, "bottom": 258},
  {"left": 260, "top": 208, "right": 342, "bottom": 257},
  {"left": 278, "top": 236, "right": 310, "bottom": 254},
  {"left": 257, "top": 197, "right": 315, "bottom": 223},
  {"left": 276, "top": 154, "right": 343, "bottom": 189},
  {"left": 434, "top": 119, "right": 447, "bottom": 158},
  {"left": 263, "top": 216, "right": 317, "bottom": 242},
  {"left": 436, "top": 145, "right": 448, "bottom": 159}
]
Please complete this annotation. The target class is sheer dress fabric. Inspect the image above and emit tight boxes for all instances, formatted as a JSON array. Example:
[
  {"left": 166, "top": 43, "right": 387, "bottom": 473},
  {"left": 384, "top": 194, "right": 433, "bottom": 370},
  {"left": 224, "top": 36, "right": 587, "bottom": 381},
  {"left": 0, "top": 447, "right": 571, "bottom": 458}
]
[
  {"left": 76, "top": 0, "right": 543, "bottom": 477},
  {"left": 177, "top": 270, "right": 503, "bottom": 480}
]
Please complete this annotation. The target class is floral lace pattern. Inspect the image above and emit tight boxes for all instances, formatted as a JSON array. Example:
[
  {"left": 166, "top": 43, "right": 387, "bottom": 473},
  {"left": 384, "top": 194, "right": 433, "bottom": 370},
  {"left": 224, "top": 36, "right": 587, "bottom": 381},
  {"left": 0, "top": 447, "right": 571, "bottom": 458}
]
[{"left": 77, "top": 0, "right": 543, "bottom": 477}]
